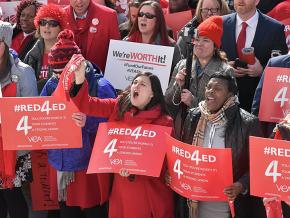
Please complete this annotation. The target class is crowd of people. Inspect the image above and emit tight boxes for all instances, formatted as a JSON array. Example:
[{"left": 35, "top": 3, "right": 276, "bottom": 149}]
[{"left": 0, "top": 0, "right": 289, "bottom": 218}]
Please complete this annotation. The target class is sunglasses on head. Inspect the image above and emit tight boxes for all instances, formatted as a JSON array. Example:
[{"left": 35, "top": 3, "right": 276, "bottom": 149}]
[
  {"left": 138, "top": 12, "right": 156, "bottom": 19},
  {"left": 39, "top": 19, "right": 60, "bottom": 27}
]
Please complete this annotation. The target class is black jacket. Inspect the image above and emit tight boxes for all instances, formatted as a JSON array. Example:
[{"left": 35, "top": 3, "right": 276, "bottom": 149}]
[
  {"left": 177, "top": 104, "right": 267, "bottom": 218},
  {"left": 23, "top": 38, "right": 53, "bottom": 93}
]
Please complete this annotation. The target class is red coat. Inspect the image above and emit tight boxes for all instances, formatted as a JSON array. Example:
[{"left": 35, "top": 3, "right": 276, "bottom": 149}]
[
  {"left": 72, "top": 81, "right": 174, "bottom": 218},
  {"left": 65, "top": 2, "right": 120, "bottom": 72}
]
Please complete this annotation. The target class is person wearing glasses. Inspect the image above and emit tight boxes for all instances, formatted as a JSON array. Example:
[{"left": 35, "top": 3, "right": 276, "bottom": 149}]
[
  {"left": 172, "top": 0, "right": 230, "bottom": 68},
  {"left": 165, "top": 16, "right": 234, "bottom": 138},
  {"left": 0, "top": 21, "right": 38, "bottom": 218},
  {"left": 24, "top": 4, "right": 67, "bottom": 94},
  {"left": 119, "top": 0, "right": 143, "bottom": 39},
  {"left": 125, "top": 0, "right": 175, "bottom": 46}
]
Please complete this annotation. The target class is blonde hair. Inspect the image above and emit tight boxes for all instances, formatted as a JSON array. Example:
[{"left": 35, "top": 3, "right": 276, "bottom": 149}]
[{"left": 195, "top": 0, "right": 230, "bottom": 23}]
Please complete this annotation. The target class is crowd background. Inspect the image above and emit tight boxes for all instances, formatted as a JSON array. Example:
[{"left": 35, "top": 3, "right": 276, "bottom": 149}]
[{"left": 0, "top": 0, "right": 289, "bottom": 218}]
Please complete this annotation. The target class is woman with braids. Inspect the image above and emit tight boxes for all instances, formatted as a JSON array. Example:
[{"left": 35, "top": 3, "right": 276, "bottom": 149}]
[
  {"left": 11, "top": 0, "right": 42, "bottom": 60},
  {"left": 59, "top": 62, "right": 174, "bottom": 217},
  {"left": 0, "top": 22, "right": 38, "bottom": 218}
]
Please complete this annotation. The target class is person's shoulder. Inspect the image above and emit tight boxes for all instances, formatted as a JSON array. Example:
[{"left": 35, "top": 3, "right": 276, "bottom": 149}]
[
  {"left": 258, "top": 11, "right": 284, "bottom": 27},
  {"left": 92, "top": 2, "right": 117, "bottom": 14},
  {"left": 239, "top": 108, "right": 259, "bottom": 122},
  {"left": 186, "top": 107, "right": 201, "bottom": 120},
  {"left": 268, "top": 54, "right": 290, "bottom": 67},
  {"left": 157, "top": 114, "right": 173, "bottom": 127},
  {"left": 12, "top": 58, "right": 34, "bottom": 74},
  {"left": 222, "top": 13, "right": 236, "bottom": 22}
]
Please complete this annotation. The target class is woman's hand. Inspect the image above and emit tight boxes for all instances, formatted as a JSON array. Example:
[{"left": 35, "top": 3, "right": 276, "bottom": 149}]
[
  {"left": 224, "top": 182, "right": 244, "bottom": 201},
  {"left": 72, "top": 112, "right": 86, "bottom": 127},
  {"left": 74, "top": 60, "right": 86, "bottom": 84},
  {"left": 119, "top": 168, "right": 130, "bottom": 177},
  {"left": 181, "top": 89, "right": 194, "bottom": 106},
  {"left": 175, "top": 68, "right": 186, "bottom": 87}
]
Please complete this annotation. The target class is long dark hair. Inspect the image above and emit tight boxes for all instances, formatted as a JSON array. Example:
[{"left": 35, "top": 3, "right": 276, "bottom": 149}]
[
  {"left": 117, "top": 72, "right": 168, "bottom": 119},
  {"left": 0, "top": 43, "right": 11, "bottom": 80},
  {"left": 128, "top": 0, "right": 170, "bottom": 45}
]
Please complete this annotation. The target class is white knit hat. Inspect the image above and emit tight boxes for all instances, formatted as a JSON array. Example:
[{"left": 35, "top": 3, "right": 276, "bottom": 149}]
[{"left": 0, "top": 22, "right": 13, "bottom": 47}]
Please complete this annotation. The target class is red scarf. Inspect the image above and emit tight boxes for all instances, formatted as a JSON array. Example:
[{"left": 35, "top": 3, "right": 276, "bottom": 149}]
[
  {"left": 123, "top": 105, "right": 162, "bottom": 125},
  {"left": 127, "top": 31, "right": 169, "bottom": 46},
  {"left": 0, "top": 82, "right": 17, "bottom": 188}
]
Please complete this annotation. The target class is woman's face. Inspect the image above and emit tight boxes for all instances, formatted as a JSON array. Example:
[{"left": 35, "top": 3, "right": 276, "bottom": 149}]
[
  {"left": 129, "top": 6, "right": 139, "bottom": 24},
  {"left": 194, "top": 36, "right": 215, "bottom": 61},
  {"left": 138, "top": 5, "right": 157, "bottom": 36},
  {"left": 200, "top": 0, "right": 221, "bottom": 21},
  {"left": 205, "top": 78, "right": 232, "bottom": 113},
  {"left": 0, "top": 40, "right": 5, "bottom": 59},
  {"left": 130, "top": 75, "right": 154, "bottom": 110},
  {"left": 39, "top": 17, "right": 61, "bottom": 41},
  {"left": 20, "top": 5, "right": 36, "bottom": 34}
]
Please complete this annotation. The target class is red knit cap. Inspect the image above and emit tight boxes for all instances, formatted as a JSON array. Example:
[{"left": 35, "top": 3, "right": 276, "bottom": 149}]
[
  {"left": 197, "top": 16, "right": 223, "bottom": 48},
  {"left": 48, "top": 29, "right": 81, "bottom": 71},
  {"left": 34, "top": 4, "right": 67, "bottom": 30}
]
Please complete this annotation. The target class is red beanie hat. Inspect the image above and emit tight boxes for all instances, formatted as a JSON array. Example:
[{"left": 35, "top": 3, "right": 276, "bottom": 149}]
[
  {"left": 34, "top": 4, "right": 67, "bottom": 30},
  {"left": 197, "top": 16, "right": 223, "bottom": 48},
  {"left": 267, "top": 0, "right": 290, "bottom": 21},
  {"left": 48, "top": 29, "right": 81, "bottom": 72}
]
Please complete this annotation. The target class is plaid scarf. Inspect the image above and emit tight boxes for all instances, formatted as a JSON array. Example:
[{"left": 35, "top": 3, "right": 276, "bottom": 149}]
[
  {"left": 189, "top": 95, "right": 237, "bottom": 218},
  {"left": 192, "top": 96, "right": 237, "bottom": 147}
]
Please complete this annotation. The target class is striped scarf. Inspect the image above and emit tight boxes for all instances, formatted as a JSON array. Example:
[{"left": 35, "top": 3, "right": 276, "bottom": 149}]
[{"left": 189, "top": 95, "right": 237, "bottom": 218}]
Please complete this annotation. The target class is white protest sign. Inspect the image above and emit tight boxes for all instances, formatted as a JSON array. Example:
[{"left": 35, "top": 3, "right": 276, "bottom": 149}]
[{"left": 104, "top": 40, "right": 174, "bottom": 92}]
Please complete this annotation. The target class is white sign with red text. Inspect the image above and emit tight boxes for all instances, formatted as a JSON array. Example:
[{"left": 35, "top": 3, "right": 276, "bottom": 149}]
[{"left": 104, "top": 40, "right": 174, "bottom": 92}]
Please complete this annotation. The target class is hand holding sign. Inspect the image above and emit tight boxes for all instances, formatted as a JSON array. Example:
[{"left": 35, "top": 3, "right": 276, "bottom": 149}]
[{"left": 74, "top": 60, "right": 87, "bottom": 85}]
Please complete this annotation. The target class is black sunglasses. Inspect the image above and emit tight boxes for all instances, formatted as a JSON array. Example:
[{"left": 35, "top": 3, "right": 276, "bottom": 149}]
[
  {"left": 138, "top": 12, "right": 156, "bottom": 19},
  {"left": 39, "top": 19, "right": 60, "bottom": 27}
]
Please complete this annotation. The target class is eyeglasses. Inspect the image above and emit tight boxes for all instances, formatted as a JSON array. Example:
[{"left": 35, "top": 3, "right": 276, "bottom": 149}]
[
  {"left": 200, "top": 8, "right": 220, "bottom": 14},
  {"left": 138, "top": 12, "right": 156, "bottom": 19},
  {"left": 39, "top": 19, "right": 60, "bottom": 27}
]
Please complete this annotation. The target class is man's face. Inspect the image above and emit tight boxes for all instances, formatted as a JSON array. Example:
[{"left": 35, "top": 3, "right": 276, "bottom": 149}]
[
  {"left": 70, "top": 0, "right": 90, "bottom": 16},
  {"left": 234, "top": 0, "right": 259, "bottom": 16}
]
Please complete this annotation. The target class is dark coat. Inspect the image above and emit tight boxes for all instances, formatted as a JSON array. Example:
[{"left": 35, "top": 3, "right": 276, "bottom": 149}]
[
  {"left": 221, "top": 11, "right": 288, "bottom": 112},
  {"left": 23, "top": 38, "right": 53, "bottom": 93},
  {"left": 178, "top": 104, "right": 266, "bottom": 218}
]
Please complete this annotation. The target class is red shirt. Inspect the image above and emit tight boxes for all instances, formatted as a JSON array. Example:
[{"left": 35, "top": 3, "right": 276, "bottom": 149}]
[{"left": 39, "top": 53, "right": 49, "bottom": 80}]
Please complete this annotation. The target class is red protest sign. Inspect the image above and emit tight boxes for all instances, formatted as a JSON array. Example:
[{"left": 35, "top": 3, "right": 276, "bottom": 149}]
[
  {"left": 166, "top": 135, "right": 233, "bottom": 201},
  {"left": 164, "top": 9, "right": 192, "bottom": 40},
  {"left": 259, "top": 67, "right": 290, "bottom": 123},
  {"left": 30, "top": 151, "right": 59, "bottom": 211},
  {"left": 87, "top": 122, "right": 172, "bottom": 177},
  {"left": 250, "top": 136, "right": 290, "bottom": 202},
  {"left": 0, "top": 96, "right": 82, "bottom": 150}
]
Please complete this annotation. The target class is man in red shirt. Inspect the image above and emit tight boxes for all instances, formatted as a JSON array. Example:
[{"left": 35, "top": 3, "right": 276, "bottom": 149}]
[{"left": 65, "top": 0, "right": 120, "bottom": 72}]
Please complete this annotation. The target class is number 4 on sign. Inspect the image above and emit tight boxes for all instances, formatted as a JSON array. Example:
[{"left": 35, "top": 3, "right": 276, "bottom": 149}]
[
  {"left": 16, "top": 116, "right": 32, "bottom": 136},
  {"left": 274, "top": 87, "right": 289, "bottom": 107},
  {"left": 104, "top": 139, "right": 118, "bottom": 158},
  {"left": 173, "top": 159, "right": 183, "bottom": 179},
  {"left": 265, "top": 160, "right": 282, "bottom": 183}
]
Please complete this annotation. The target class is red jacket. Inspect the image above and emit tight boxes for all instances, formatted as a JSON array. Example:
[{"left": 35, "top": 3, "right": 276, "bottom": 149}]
[
  {"left": 65, "top": 2, "right": 120, "bottom": 72},
  {"left": 72, "top": 81, "right": 174, "bottom": 218}
]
